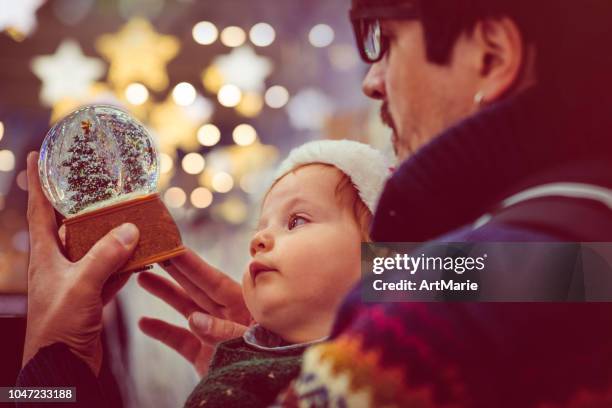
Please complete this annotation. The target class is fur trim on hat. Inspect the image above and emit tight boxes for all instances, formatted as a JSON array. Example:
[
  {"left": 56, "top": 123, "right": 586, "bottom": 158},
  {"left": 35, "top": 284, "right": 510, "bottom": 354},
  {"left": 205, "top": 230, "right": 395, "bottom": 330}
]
[{"left": 273, "top": 139, "right": 392, "bottom": 213}]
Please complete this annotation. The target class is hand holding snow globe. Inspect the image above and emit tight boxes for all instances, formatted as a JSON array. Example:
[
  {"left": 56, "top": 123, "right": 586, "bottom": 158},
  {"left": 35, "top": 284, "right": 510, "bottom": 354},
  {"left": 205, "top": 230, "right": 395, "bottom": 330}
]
[{"left": 39, "top": 105, "right": 185, "bottom": 273}]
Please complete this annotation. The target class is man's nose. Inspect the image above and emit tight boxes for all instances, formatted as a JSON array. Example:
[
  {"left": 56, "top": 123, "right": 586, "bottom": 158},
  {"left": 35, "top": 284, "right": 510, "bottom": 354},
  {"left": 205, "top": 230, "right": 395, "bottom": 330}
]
[
  {"left": 250, "top": 230, "right": 274, "bottom": 256},
  {"left": 362, "top": 62, "right": 386, "bottom": 100}
]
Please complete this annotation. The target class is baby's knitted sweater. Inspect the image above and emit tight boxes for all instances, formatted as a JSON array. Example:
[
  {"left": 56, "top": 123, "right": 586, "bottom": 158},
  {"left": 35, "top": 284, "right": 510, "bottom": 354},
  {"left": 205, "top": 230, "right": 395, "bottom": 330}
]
[{"left": 184, "top": 326, "right": 321, "bottom": 408}]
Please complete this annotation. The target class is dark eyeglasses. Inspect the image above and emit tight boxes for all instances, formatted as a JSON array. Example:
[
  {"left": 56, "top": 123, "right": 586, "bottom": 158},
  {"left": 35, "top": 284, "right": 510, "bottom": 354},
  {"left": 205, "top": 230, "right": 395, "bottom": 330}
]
[{"left": 349, "top": 3, "right": 420, "bottom": 63}]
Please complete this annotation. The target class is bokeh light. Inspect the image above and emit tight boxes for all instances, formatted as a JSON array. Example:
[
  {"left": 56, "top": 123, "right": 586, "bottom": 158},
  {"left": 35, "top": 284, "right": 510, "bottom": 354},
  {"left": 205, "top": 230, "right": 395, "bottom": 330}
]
[
  {"left": 182, "top": 152, "right": 206, "bottom": 174},
  {"left": 190, "top": 187, "right": 213, "bottom": 208},
  {"left": 249, "top": 23, "right": 275, "bottom": 47},
  {"left": 0, "top": 121, "right": 4, "bottom": 142},
  {"left": 160, "top": 153, "right": 174, "bottom": 174},
  {"left": 309, "top": 24, "right": 334, "bottom": 48},
  {"left": 192, "top": 21, "right": 218, "bottom": 45},
  {"left": 197, "top": 124, "right": 221, "bottom": 147},
  {"left": 172, "top": 82, "right": 197, "bottom": 106},
  {"left": 218, "top": 84, "right": 242, "bottom": 107},
  {"left": 164, "top": 187, "right": 186, "bottom": 208},
  {"left": 211, "top": 171, "right": 234, "bottom": 193},
  {"left": 125, "top": 82, "right": 149, "bottom": 105},
  {"left": 220, "top": 26, "right": 246, "bottom": 47},
  {"left": 264, "top": 85, "right": 290, "bottom": 108},
  {"left": 232, "top": 124, "right": 257, "bottom": 146},
  {"left": 0, "top": 150, "right": 15, "bottom": 172},
  {"left": 16, "top": 170, "right": 28, "bottom": 191}
]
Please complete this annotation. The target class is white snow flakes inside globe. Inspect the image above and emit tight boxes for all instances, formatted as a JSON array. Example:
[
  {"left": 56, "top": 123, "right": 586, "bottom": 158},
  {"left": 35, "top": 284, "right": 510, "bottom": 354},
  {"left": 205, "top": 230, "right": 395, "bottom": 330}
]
[{"left": 39, "top": 105, "right": 159, "bottom": 217}]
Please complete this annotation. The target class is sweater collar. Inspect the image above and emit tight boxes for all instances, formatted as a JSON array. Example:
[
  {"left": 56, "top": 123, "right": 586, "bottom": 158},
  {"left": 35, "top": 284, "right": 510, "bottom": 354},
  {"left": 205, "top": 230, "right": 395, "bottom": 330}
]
[
  {"left": 243, "top": 324, "right": 329, "bottom": 353},
  {"left": 371, "top": 84, "right": 612, "bottom": 242}
]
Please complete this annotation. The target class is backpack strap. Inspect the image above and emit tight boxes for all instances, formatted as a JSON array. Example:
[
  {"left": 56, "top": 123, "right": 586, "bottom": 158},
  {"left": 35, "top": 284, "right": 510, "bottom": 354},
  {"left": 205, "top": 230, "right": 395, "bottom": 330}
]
[{"left": 473, "top": 182, "right": 612, "bottom": 241}]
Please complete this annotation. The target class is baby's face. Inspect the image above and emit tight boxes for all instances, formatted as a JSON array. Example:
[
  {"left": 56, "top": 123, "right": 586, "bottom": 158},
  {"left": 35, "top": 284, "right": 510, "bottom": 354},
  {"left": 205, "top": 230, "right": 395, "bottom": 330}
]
[{"left": 242, "top": 164, "right": 362, "bottom": 343}]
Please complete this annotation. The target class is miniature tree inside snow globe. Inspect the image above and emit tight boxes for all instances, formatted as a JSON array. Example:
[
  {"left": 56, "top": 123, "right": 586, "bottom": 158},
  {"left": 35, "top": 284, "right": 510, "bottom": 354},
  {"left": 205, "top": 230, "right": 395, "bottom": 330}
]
[{"left": 39, "top": 105, "right": 185, "bottom": 273}]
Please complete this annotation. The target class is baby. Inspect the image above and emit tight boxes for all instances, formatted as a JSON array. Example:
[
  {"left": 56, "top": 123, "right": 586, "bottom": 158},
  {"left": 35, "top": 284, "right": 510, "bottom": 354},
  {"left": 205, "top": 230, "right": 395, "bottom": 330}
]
[{"left": 185, "top": 139, "right": 390, "bottom": 408}]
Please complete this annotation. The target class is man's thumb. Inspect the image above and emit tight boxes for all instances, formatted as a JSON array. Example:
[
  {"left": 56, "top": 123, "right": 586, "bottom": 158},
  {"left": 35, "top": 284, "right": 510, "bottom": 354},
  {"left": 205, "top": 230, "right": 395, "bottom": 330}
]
[
  {"left": 189, "top": 312, "right": 247, "bottom": 345},
  {"left": 79, "top": 223, "right": 140, "bottom": 288}
]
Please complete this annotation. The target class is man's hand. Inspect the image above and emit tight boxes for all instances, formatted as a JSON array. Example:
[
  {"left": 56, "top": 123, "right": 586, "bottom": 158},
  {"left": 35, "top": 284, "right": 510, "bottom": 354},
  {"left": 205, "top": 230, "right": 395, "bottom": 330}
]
[
  {"left": 137, "top": 250, "right": 251, "bottom": 377},
  {"left": 23, "top": 152, "right": 140, "bottom": 376}
]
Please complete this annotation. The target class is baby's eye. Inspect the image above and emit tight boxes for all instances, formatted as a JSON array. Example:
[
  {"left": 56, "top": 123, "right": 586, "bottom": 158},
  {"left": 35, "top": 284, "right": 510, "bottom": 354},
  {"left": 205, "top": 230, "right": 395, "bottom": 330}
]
[{"left": 288, "top": 215, "right": 308, "bottom": 230}]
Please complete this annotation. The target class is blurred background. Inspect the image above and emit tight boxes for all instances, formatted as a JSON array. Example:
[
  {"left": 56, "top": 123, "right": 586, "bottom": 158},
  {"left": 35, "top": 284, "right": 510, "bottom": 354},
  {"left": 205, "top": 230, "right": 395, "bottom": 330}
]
[{"left": 0, "top": 0, "right": 391, "bottom": 405}]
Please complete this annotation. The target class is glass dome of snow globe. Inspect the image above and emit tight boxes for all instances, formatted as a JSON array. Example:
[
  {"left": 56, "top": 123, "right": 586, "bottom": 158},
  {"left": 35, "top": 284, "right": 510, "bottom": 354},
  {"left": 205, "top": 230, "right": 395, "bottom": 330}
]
[{"left": 39, "top": 105, "right": 159, "bottom": 217}]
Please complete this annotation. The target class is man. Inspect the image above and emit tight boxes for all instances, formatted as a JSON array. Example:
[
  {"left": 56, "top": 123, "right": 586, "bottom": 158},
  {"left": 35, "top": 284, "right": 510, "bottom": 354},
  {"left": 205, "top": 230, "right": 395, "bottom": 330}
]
[
  {"left": 18, "top": 0, "right": 612, "bottom": 407},
  {"left": 274, "top": 1, "right": 612, "bottom": 406}
]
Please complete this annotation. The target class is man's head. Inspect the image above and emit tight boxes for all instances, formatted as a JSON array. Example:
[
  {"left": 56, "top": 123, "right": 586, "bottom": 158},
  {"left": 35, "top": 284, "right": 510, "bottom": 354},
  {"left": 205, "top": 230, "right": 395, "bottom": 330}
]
[{"left": 350, "top": 0, "right": 609, "bottom": 161}]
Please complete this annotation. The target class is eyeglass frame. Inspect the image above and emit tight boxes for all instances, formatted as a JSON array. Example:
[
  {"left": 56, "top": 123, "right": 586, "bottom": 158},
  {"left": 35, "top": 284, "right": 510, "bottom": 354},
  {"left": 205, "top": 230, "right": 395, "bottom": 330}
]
[{"left": 349, "top": 3, "right": 421, "bottom": 63}]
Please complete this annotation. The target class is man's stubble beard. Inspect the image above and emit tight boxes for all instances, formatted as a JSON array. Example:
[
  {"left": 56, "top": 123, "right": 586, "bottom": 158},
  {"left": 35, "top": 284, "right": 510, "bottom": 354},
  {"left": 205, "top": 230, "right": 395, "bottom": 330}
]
[{"left": 380, "top": 101, "right": 401, "bottom": 158}]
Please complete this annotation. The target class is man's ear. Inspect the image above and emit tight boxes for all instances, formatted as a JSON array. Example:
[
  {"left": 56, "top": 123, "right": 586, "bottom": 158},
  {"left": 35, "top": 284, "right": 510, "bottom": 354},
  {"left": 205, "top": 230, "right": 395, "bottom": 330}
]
[{"left": 473, "top": 17, "right": 525, "bottom": 101}]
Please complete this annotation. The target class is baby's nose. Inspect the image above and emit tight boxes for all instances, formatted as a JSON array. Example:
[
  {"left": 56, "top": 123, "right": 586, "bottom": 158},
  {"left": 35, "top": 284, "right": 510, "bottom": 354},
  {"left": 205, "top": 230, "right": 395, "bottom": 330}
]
[{"left": 250, "top": 231, "right": 274, "bottom": 256}]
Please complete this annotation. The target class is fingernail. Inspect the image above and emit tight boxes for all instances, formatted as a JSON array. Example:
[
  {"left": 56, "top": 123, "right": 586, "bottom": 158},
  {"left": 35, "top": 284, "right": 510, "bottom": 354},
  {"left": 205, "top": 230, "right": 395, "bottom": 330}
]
[
  {"left": 191, "top": 313, "right": 211, "bottom": 332},
  {"left": 113, "top": 223, "right": 139, "bottom": 247}
]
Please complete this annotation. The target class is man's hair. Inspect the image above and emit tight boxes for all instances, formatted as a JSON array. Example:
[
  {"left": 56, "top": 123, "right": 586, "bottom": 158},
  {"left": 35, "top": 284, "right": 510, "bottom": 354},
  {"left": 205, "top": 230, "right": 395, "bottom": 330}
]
[{"left": 417, "top": 0, "right": 612, "bottom": 95}]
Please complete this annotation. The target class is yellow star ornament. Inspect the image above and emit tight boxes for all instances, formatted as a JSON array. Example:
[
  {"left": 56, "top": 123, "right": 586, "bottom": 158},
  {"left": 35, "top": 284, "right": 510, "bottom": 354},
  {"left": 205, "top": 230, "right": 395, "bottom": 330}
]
[{"left": 96, "top": 18, "right": 179, "bottom": 92}]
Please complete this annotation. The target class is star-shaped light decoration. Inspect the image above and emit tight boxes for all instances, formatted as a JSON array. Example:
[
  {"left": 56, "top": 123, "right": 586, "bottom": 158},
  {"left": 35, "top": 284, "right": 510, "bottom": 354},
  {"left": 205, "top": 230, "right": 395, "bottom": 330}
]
[
  {"left": 0, "top": 0, "right": 45, "bottom": 39},
  {"left": 31, "top": 39, "right": 106, "bottom": 107},
  {"left": 209, "top": 46, "right": 272, "bottom": 92},
  {"left": 286, "top": 87, "right": 334, "bottom": 131},
  {"left": 96, "top": 18, "right": 180, "bottom": 91},
  {"left": 149, "top": 96, "right": 212, "bottom": 155}
]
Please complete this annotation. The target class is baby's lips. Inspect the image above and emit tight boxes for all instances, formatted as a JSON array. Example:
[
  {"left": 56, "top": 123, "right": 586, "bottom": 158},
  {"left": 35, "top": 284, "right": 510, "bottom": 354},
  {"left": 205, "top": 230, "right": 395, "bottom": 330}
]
[{"left": 249, "top": 261, "right": 277, "bottom": 281}]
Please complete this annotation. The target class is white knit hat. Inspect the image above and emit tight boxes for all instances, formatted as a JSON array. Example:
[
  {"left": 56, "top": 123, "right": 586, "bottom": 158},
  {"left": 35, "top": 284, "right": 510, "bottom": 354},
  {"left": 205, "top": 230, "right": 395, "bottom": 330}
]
[{"left": 273, "top": 139, "right": 392, "bottom": 213}]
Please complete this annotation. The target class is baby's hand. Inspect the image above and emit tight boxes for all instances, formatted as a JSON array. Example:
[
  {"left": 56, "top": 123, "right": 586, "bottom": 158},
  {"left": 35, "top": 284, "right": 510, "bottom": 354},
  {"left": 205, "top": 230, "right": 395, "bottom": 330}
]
[{"left": 137, "top": 252, "right": 250, "bottom": 376}]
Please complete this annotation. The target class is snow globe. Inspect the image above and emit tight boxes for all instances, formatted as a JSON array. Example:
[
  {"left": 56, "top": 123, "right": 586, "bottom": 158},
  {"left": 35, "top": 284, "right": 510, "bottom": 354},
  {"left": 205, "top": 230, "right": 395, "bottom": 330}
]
[{"left": 39, "top": 105, "right": 185, "bottom": 273}]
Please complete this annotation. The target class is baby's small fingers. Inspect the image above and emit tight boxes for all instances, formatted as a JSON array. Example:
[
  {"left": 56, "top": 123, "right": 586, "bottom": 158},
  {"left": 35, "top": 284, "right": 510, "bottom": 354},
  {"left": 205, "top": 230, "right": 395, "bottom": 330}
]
[{"left": 188, "top": 312, "right": 247, "bottom": 345}]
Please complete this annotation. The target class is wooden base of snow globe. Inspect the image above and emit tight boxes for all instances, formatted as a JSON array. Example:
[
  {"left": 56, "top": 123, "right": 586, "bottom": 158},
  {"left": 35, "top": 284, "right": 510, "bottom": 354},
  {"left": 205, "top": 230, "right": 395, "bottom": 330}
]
[{"left": 63, "top": 193, "right": 186, "bottom": 274}]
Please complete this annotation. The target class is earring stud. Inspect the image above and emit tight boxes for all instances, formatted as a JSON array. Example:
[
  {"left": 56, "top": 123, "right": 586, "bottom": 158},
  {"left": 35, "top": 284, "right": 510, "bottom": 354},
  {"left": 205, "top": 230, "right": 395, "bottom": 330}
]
[{"left": 474, "top": 91, "right": 486, "bottom": 107}]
